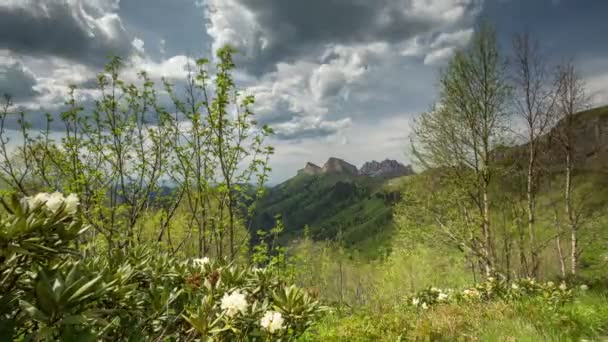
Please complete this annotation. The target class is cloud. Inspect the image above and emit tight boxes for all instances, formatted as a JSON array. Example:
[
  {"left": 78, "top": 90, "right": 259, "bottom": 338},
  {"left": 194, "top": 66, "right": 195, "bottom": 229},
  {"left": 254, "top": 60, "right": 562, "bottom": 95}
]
[
  {"left": 0, "top": 56, "right": 40, "bottom": 100},
  {"left": 205, "top": 0, "right": 482, "bottom": 73},
  {"left": 203, "top": 0, "right": 482, "bottom": 141},
  {"left": 0, "top": 0, "right": 136, "bottom": 66}
]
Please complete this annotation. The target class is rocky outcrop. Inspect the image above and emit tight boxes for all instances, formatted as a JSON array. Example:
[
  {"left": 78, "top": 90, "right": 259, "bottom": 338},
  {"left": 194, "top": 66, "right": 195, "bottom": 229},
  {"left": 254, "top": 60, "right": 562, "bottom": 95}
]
[
  {"left": 298, "top": 162, "right": 323, "bottom": 176},
  {"left": 322, "top": 157, "right": 359, "bottom": 175},
  {"left": 360, "top": 159, "right": 414, "bottom": 178}
]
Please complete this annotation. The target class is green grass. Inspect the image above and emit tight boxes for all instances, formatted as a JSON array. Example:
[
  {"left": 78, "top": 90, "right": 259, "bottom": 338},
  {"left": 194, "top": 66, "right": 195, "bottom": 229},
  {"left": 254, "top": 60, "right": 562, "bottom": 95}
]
[{"left": 299, "top": 291, "right": 608, "bottom": 341}]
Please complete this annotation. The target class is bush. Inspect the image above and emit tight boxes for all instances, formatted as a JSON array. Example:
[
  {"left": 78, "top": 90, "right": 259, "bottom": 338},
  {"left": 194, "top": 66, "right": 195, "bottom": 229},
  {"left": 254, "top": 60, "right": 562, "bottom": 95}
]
[{"left": 0, "top": 193, "right": 323, "bottom": 340}]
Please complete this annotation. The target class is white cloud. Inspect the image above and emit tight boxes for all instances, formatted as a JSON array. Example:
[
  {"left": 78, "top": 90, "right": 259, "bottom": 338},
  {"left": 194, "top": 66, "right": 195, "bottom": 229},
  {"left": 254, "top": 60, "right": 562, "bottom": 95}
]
[{"left": 202, "top": 0, "right": 482, "bottom": 141}]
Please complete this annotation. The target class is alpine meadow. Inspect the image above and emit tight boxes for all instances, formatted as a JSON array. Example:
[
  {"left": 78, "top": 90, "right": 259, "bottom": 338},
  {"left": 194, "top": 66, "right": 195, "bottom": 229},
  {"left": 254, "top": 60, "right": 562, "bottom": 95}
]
[{"left": 1, "top": 0, "right": 608, "bottom": 341}]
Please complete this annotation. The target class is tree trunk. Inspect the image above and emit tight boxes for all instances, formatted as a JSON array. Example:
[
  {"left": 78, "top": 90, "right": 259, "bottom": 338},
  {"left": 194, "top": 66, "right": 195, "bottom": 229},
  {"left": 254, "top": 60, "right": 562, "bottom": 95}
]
[
  {"left": 565, "top": 148, "right": 577, "bottom": 275},
  {"left": 527, "top": 142, "right": 539, "bottom": 277}
]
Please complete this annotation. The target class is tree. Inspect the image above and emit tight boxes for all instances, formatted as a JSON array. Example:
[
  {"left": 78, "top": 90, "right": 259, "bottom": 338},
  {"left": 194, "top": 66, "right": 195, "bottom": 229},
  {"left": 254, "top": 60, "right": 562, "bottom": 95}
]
[
  {"left": 0, "top": 47, "right": 273, "bottom": 260},
  {"left": 510, "top": 32, "right": 559, "bottom": 277},
  {"left": 554, "top": 61, "right": 588, "bottom": 276},
  {"left": 411, "top": 23, "right": 510, "bottom": 276}
]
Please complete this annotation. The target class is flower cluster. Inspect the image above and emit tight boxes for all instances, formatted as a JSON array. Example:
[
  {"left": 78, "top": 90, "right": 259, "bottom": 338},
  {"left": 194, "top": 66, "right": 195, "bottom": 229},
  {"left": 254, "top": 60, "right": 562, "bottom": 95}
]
[
  {"left": 26, "top": 192, "right": 79, "bottom": 215},
  {"left": 410, "top": 287, "right": 452, "bottom": 309},
  {"left": 220, "top": 290, "right": 249, "bottom": 317},
  {"left": 260, "top": 311, "right": 285, "bottom": 333}
]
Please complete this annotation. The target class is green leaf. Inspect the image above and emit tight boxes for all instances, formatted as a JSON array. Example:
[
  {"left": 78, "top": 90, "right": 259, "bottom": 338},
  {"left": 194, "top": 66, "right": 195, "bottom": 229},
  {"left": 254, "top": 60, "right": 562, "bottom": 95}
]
[
  {"left": 66, "top": 275, "right": 102, "bottom": 304},
  {"left": 19, "top": 299, "right": 49, "bottom": 323}
]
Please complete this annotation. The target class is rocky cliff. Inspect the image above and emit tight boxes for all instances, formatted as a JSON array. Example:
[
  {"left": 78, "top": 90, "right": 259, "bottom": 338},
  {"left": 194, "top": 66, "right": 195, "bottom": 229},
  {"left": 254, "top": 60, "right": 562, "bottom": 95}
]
[{"left": 360, "top": 159, "right": 414, "bottom": 178}]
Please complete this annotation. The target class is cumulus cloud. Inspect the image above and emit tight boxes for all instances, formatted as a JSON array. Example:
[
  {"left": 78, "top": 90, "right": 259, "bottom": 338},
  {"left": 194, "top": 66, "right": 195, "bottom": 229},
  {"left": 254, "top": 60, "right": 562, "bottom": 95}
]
[
  {"left": 203, "top": 0, "right": 482, "bottom": 140},
  {"left": 0, "top": 0, "right": 135, "bottom": 66}
]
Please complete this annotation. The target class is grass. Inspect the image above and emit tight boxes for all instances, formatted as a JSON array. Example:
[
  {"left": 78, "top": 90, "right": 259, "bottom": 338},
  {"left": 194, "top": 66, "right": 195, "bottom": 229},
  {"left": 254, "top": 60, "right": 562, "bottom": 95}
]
[{"left": 299, "top": 291, "right": 608, "bottom": 341}]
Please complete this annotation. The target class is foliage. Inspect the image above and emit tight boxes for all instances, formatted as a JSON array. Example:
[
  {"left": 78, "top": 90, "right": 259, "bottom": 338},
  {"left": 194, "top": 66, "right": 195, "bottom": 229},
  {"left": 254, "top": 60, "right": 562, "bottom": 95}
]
[{"left": 0, "top": 193, "right": 322, "bottom": 340}]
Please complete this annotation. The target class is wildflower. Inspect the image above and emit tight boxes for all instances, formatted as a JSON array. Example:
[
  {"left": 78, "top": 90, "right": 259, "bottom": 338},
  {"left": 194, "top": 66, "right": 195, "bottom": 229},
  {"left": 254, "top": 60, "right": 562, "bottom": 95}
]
[
  {"left": 260, "top": 311, "right": 284, "bottom": 333},
  {"left": 437, "top": 293, "right": 449, "bottom": 302},
  {"left": 45, "top": 192, "right": 65, "bottom": 213},
  {"left": 559, "top": 283, "right": 568, "bottom": 291},
  {"left": 193, "top": 257, "right": 210, "bottom": 266},
  {"left": 64, "top": 194, "right": 79, "bottom": 215},
  {"left": 27, "top": 192, "right": 49, "bottom": 208},
  {"left": 220, "top": 290, "right": 248, "bottom": 317},
  {"left": 412, "top": 297, "right": 420, "bottom": 307},
  {"left": 580, "top": 284, "right": 589, "bottom": 291},
  {"left": 421, "top": 302, "right": 428, "bottom": 310}
]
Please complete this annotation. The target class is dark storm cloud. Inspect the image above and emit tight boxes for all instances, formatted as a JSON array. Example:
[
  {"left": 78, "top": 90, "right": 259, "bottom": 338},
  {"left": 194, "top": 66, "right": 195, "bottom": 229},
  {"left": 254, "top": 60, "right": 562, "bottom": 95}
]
[
  {"left": 0, "top": 1, "right": 135, "bottom": 66},
  {"left": 0, "top": 62, "right": 40, "bottom": 101},
  {"left": 207, "top": 0, "right": 482, "bottom": 74}
]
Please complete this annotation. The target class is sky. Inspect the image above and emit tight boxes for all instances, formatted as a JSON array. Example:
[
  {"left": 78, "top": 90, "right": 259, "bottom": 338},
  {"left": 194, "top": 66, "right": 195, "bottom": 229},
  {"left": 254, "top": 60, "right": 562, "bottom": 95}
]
[{"left": 1, "top": 0, "right": 607, "bottom": 183}]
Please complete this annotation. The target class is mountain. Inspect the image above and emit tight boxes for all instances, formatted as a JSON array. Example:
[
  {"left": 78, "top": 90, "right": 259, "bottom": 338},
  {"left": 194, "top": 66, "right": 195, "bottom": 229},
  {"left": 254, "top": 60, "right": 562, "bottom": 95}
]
[
  {"left": 251, "top": 157, "right": 414, "bottom": 256},
  {"left": 322, "top": 157, "right": 359, "bottom": 175},
  {"left": 298, "top": 162, "right": 323, "bottom": 176},
  {"left": 360, "top": 159, "right": 414, "bottom": 178}
]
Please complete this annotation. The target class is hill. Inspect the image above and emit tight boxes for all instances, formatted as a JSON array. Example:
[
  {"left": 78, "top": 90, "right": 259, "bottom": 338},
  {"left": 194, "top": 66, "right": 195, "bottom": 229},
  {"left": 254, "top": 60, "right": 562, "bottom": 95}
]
[{"left": 250, "top": 158, "right": 413, "bottom": 255}]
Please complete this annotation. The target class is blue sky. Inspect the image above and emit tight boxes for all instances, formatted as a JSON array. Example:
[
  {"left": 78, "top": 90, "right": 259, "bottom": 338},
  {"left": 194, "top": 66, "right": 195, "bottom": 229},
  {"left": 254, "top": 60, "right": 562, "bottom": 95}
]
[{"left": 1, "top": 0, "right": 607, "bottom": 183}]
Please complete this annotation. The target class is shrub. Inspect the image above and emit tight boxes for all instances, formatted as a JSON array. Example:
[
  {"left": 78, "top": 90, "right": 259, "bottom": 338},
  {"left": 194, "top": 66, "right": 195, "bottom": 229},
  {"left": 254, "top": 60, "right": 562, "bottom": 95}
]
[{"left": 0, "top": 193, "right": 323, "bottom": 340}]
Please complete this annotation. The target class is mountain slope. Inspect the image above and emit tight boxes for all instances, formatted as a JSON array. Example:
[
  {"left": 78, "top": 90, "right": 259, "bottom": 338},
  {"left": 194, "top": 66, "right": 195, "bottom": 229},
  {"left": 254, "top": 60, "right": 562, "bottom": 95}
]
[{"left": 251, "top": 158, "right": 412, "bottom": 254}]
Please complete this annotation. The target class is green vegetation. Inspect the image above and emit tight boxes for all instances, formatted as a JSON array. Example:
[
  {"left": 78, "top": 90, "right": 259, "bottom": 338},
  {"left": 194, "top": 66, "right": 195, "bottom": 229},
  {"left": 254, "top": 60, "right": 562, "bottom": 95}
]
[
  {"left": 1, "top": 24, "right": 608, "bottom": 340},
  {"left": 251, "top": 172, "right": 398, "bottom": 257}
]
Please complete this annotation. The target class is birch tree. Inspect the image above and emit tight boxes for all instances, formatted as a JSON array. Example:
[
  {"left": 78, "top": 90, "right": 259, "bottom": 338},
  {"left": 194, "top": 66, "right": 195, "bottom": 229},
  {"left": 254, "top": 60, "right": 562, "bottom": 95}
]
[{"left": 411, "top": 24, "right": 510, "bottom": 276}]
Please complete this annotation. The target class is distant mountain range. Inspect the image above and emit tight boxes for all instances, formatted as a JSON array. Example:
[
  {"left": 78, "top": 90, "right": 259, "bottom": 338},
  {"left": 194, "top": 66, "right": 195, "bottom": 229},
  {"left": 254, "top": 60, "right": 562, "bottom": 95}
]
[{"left": 298, "top": 158, "right": 414, "bottom": 179}]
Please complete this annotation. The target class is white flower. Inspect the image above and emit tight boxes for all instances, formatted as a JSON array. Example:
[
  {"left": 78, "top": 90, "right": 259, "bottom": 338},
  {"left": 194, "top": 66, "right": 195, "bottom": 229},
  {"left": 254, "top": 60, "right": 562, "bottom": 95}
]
[
  {"left": 260, "top": 311, "right": 284, "bottom": 333},
  {"left": 559, "top": 283, "right": 568, "bottom": 291},
  {"left": 220, "top": 290, "right": 248, "bottom": 317},
  {"left": 193, "top": 257, "right": 210, "bottom": 266},
  {"left": 64, "top": 193, "right": 79, "bottom": 215},
  {"left": 45, "top": 192, "right": 65, "bottom": 213},
  {"left": 421, "top": 302, "right": 428, "bottom": 310},
  {"left": 27, "top": 192, "right": 50, "bottom": 208},
  {"left": 412, "top": 297, "right": 420, "bottom": 306},
  {"left": 580, "top": 284, "right": 589, "bottom": 291},
  {"left": 437, "top": 293, "right": 449, "bottom": 302}
]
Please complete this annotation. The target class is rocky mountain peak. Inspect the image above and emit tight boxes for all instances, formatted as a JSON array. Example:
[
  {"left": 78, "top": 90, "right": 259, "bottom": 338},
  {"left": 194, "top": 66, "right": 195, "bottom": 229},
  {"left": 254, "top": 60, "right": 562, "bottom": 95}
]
[
  {"left": 360, "top": 159, "right": 414, "bottom": 178},
  {"left": 298, "top": 162, "right": 323, "bottom": 176},
  {"left": 322, "top": 157, "right": 359, "bottom": 175}
]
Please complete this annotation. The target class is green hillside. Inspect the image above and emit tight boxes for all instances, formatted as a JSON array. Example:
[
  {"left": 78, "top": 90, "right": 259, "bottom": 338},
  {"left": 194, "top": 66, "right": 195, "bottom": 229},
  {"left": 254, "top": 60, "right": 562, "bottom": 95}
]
[{"left": 250, "top": 167, "right": 405, "bottom": 255}]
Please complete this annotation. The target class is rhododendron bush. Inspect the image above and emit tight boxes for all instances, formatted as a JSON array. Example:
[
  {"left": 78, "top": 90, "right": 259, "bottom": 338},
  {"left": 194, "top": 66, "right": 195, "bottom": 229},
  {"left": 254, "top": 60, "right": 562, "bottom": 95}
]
[{"left": 0, "top": 194, "right": 322, "bottom": 340}]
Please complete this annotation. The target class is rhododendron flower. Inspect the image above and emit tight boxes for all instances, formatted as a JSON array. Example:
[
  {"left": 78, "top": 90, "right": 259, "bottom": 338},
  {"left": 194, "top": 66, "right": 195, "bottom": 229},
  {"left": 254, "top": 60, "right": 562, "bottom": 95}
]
[
  {"left": 193, "top": 257, "right": 210, "bottom": 266},
  {"left": 64, "top": 193, "right": 80, "bottom": 215},
  {"left": 260, "top": 311, "right": 284, "bottom": 333},
  {"left": 220, "top": 290, "right": 248, "bottom": 317},
  {"left": 45, "top": 192, "right": 65, "bottom": 213}
]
